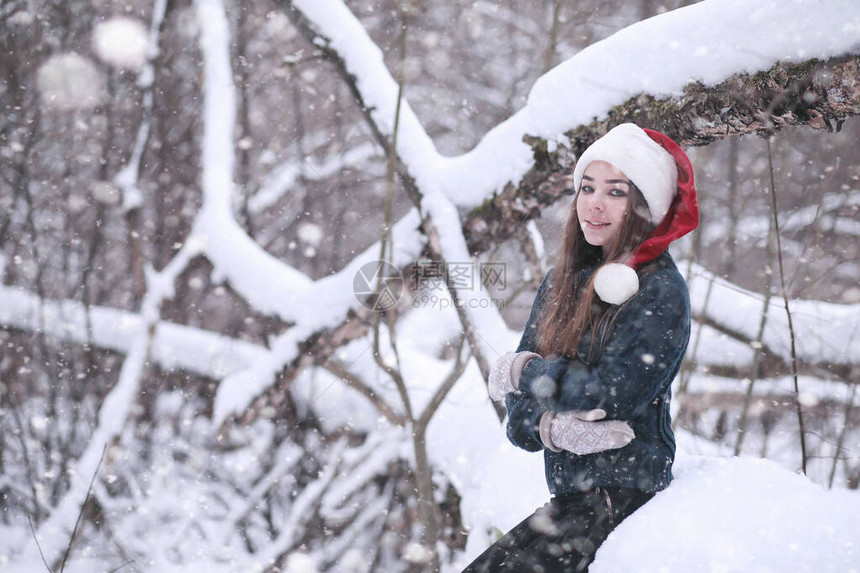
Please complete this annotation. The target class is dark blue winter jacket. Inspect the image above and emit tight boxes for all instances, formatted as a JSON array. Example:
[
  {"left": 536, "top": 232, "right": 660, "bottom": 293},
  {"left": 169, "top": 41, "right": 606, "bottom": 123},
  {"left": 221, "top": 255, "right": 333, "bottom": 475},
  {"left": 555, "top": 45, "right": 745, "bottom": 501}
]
[{"left": 505, "top": 251, "right": 690, "bottom": 494}]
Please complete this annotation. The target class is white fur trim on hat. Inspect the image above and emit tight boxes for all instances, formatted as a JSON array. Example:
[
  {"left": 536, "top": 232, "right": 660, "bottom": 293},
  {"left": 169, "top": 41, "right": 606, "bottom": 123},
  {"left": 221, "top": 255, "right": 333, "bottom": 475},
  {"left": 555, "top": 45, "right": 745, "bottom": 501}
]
[
  {"left": 594, "top": 263, "right": 639, "bottom": 305},
  {"left": 573, "top": 124, "right": 678, "bottom": 226}
]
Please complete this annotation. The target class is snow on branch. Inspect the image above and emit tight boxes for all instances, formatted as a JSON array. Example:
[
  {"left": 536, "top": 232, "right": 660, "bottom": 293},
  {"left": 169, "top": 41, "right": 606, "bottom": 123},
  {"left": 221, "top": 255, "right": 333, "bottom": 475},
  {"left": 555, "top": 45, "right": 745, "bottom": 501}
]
[
  {"left": 701, "top": 189, "right": 860, "bottom": 245},
  {"left": 112, "top": 0, "right": 168, "bottom": 212},
  {"left": 32, "top": 239, "right": 202, "bottom": 567},
  {"left": 0, "top": 283, "right": 268, "bottom": 379},
  {"left": 687, "top": 262, "right": 860, "bottom": 370},
  {"left": 189, "top": 0, "right": 428, "bottom": 422},
  {"left": 238, "top": 437, "right": 348, "bottom": 572}
]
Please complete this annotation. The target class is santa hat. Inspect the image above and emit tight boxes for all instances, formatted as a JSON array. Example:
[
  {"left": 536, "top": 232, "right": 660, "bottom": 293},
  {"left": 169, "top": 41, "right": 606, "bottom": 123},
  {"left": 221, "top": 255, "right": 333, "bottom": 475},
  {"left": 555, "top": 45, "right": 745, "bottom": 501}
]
[{"left": 572, "top": 123, "right": 699, "bottom": 305}]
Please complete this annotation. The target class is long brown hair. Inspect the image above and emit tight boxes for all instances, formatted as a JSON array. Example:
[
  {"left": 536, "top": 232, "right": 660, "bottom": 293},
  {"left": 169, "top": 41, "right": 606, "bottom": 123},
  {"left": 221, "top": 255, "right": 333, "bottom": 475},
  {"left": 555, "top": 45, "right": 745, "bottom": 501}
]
[{"left": 535, "top": 184, "right": 654, "bottom": 358}]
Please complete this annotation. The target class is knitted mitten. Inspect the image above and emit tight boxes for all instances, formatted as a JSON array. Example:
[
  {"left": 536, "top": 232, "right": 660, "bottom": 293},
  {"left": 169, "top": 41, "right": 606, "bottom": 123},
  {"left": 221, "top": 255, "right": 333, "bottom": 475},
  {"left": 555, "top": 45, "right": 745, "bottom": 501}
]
[
  {"left": 488, "top": 351, "right": 540, "bottom": 401},
  {"left": 539, "top": 409, "right": 635, "bottom": 454}
]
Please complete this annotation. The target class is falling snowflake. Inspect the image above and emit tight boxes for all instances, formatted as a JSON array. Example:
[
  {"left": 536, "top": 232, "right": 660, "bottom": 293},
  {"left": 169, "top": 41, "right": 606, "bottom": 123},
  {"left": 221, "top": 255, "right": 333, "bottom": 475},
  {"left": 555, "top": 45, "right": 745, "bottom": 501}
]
[
  {"left": 37, "top": 53, "right": 104, "bottom": 111},
  {"left": 92, "top": 17, "right": 149, "bottom": 72},
  {"left": 297, "top": 221, "right": 323, "bottom": 247}
]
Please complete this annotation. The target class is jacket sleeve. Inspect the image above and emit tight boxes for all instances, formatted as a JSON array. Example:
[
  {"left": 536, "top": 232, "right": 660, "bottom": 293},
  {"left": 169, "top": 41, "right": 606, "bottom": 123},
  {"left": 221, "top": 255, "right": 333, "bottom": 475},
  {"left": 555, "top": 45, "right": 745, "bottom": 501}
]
[
  {"left": 504, "top": 270, "right": 552, "bottom": 451},
  {"left": 505, "top": 391, "right": 544, "bottom": 452},
  {"left": 517, "top": 271, "right": 690, "bottom": 420}
]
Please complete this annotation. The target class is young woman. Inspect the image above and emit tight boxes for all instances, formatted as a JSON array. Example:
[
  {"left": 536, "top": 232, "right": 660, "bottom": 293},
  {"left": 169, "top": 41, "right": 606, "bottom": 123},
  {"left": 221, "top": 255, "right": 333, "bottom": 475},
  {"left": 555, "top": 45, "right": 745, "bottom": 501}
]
[{"left": 465, "top": 123, "right": 699, "bottom": 572}]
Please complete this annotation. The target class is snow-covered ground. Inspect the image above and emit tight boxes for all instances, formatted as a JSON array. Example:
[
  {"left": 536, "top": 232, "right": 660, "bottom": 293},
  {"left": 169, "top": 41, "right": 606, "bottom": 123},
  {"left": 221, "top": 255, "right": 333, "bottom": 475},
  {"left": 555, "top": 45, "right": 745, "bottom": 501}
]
[{"left": 592, "top": 453, "right": 860, "bottom": 573}]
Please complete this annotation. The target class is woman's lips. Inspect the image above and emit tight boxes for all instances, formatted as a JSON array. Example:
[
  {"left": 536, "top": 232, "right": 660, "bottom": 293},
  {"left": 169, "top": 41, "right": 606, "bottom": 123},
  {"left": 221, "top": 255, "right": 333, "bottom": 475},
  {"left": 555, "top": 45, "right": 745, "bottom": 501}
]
[{"left": 585, "top": 220, "right": 610, "bottom": 228}]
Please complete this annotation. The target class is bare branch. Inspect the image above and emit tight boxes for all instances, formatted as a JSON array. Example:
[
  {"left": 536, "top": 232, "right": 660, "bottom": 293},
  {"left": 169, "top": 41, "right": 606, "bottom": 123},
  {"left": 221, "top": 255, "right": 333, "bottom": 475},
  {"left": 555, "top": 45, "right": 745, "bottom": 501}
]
[
  {"left": 59, "top": 445, "right": 107, "bottom": 573},
  {"left": 322, "top": 358, "right": 405, "bottom": 426},
  {"left": 416, "top": 333, "right": 471, "bottom": 432},
  {"left": 27, "top": 516, "right": 51, "bottom": 573},
  {"left": 766, "top": 137, "right": 809, "bottom": 473}
]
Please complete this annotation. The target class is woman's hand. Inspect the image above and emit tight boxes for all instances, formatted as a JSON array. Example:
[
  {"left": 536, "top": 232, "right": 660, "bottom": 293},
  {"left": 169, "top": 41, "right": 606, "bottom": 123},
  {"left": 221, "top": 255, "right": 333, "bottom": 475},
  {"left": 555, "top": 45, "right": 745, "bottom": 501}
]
[
  {"left": 539, "top": 409, "right": 635, "bottom": 455},
  {"left": 488, "top": 351, "right": 540, "bottom": 401}
]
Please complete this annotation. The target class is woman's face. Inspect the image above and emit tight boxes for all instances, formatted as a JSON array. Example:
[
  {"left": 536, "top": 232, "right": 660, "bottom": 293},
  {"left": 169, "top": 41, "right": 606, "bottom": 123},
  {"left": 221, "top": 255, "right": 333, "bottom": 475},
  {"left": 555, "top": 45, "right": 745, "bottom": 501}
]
[{"left": 576, "top": 160, "right": 632, "bottom": 250}]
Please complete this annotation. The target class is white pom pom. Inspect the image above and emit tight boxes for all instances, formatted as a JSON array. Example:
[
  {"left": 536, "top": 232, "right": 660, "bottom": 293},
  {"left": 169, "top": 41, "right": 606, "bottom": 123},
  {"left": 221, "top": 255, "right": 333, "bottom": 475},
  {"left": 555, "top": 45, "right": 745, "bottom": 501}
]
[{"left": 594, "top": 263, "right": 639, "bottom": 305}]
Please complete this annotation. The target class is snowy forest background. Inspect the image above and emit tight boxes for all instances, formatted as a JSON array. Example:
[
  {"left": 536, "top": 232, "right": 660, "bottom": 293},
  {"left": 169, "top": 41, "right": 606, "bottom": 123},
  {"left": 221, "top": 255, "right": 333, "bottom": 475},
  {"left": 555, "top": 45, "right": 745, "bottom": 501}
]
[{"left": 1, "top": 0, "right": 859, "bottom": 571}]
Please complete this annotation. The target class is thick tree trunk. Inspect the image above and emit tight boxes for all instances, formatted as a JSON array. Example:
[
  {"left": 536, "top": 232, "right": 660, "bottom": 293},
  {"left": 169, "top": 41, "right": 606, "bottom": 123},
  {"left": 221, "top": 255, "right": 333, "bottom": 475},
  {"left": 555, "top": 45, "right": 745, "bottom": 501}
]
[{"left": 464, "top": 55, "right": 860, "bottom": 253}]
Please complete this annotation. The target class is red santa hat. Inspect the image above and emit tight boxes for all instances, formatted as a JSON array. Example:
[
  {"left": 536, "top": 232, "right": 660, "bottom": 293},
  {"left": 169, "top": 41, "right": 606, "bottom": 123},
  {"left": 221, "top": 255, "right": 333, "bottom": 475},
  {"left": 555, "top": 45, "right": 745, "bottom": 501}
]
[{"left": 572, "top": 123, "right": 699, "bottom": 305}]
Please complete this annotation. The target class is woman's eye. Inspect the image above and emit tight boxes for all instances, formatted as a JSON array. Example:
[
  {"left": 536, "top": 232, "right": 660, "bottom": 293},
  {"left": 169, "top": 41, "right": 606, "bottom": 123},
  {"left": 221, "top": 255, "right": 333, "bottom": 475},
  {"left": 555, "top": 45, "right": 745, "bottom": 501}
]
[
  {"left": 580, "top": 185, "right": 594, "bottom": 194},
  {"left": 610, "top": 188, "right": 628, "bottom": 197}
]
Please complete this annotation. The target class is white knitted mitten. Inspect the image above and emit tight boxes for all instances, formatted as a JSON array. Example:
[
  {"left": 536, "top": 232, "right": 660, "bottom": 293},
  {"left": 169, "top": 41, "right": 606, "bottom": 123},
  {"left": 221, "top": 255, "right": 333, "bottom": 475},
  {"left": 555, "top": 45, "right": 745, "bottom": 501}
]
[
  {"left": 539, "top": 409, "right": 635, "bottom": 455},
  {"left": 488, "top": 351, "right": 539, "bottom": 401}
]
